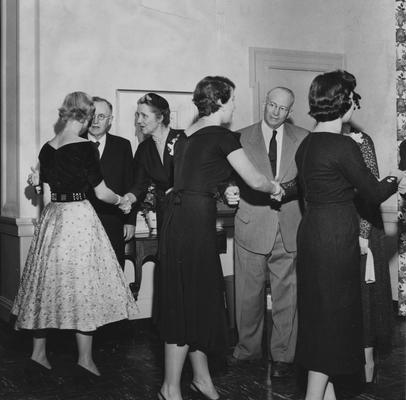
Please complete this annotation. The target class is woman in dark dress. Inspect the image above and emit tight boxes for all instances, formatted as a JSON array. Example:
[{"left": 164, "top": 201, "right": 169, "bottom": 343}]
[
  {"left": 126, "top": 93, "right": 184, "bottom": 232},
  {"left": 295, "top": 71, "right": 401, "bottom": 400},
  {"left": 12, "top": 92, "right": 138, "bottom": 377},
  {"left": 156, "top": 76, "right": 283, "bottom": 400},
  {"left": 343, "top": 126, "right": 394, "bottom": 383}
]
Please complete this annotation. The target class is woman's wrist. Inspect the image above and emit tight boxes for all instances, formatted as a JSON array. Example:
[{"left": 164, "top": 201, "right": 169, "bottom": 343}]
[{"left": 114, "top": 194, "right": 122, "bottom": 205}]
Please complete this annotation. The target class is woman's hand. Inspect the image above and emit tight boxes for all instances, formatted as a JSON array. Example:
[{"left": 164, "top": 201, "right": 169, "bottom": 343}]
[
  {"left": 28, "top": 166, "right": 40, "bottom": 186},
  {"left": 389, "top": 169, "right": 406, "bottom": 182},
  {"left": 117, "top": 194, "right": 132, "bottom": 214},
  {"left": 124, "top": 192, "right": 137, "bottom": 204},
  {"left": 224, "top": 185, "right": 240, "bottom": 206}
]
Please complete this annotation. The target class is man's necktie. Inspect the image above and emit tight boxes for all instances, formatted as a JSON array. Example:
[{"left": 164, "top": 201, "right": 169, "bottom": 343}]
[
  {"left": 94, "top": 141, "right": 100, "bottom": 157},
  {"left": 269, "top": 130, "right": 277, "bottom": 177}
]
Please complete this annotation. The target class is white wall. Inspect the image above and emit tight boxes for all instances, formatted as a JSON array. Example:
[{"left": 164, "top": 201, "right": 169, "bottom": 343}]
[
  {"left": 12, "top": 0, "right": 399, "bottom": 301},
  {"left": 35, "top": 0, "right": 348, "bottom": 143}
]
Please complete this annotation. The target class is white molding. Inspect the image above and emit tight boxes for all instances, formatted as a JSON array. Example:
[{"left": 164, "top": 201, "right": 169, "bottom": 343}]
[
  {"left": 249, "top": 47, "right": 345, "bottom": 88},
  {"left": 0, "top": 216, "right": 36, "bottom": 236},
  {"left": 249, "top": 47, "right": 345, "bottom": 124}
]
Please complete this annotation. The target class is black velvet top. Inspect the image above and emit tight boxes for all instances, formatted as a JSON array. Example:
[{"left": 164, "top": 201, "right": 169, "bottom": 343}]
[
  {"left": 173, "top": 126, "right": 242, "bottom": 194},
  {"left": 39, "top": 141, "right": 103, "bottom": 193}
]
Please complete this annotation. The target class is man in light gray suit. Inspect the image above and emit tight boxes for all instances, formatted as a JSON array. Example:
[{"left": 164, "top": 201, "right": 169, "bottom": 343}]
[{"left": 231, "top": 87, "right": 308, "bottom": 378}]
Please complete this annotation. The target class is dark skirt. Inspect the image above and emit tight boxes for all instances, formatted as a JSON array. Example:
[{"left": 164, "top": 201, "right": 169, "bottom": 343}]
[
  {"left": 155, "top": 191, "right": 228, "bottom": 354},
  {"left": 360, "top": 224, "right": 394, "bottom": 353},
  {"left": 296, "top": 202, "right": 364, "bottom": 376}
]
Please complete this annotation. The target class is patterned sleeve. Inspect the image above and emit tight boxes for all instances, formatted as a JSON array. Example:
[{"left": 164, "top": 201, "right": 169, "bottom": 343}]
[
  {"left": 356, "top": 133, "right": 380, "bottom": 239},
  {"left": 85, "top": 143, "right": 103, "bottom": 187}
]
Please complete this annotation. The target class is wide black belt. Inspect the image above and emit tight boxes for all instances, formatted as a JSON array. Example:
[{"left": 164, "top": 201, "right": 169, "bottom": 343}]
[{"left": 51, "top": 192, "right": 87, "bottom": 202}]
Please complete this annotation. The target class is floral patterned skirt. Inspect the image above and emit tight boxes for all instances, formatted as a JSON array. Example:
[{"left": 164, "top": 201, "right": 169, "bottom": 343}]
[{"left": 11, "top": 200, "right": 138, "bottom": 331}]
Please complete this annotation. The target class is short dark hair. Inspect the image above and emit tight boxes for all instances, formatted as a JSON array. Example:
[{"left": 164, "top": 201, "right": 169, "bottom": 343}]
[
  {"left": 192, "top": 76, "right": 235, "bottom": 117},
  {"left": 137, "top": 93, "right": 170, "bottom": 127},
  {"left": 308, "top": 70, "right": 361, "bottom": 122},
  {"left": 58, "top": 91, "right": 94, "bottom": 123},
  {"left": 92, "top": 96, "right": 113, "bottom": 114}
]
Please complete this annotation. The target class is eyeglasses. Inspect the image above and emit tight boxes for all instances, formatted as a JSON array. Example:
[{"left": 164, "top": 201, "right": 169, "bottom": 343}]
[
  {"left": 265, "top": 101, "right": 290, "bottom": 114},
  {"left": 92, "top": 114, "right": 112, "bottom": 122}
]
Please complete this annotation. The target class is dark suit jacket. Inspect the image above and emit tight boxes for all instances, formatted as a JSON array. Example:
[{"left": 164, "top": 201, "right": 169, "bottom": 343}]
[{"left": 82, "top": 132, "right": 135, "bottom": 265}]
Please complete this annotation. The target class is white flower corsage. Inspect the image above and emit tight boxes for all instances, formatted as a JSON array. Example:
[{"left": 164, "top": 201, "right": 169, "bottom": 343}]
[
  {"left": 167, "top": 134, "right": 180, "bottom": 156},
  {"left": 348, "top": 131, "right": 364, "bottom": 144}
]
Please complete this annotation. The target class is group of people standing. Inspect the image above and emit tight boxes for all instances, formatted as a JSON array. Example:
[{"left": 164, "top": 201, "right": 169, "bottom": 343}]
[{"left": 10, "top": 70, "right": 404, "bottom": 400}]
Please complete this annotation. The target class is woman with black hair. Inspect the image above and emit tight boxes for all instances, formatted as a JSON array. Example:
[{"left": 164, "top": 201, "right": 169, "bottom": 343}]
[
  {"left": 126, "top": 93, "right": 184, "bottom": 232},
  {"left": 295, "top": 70, "right": 402, "bottom": 400},
  {"left": 156, "top": 76, "right": 282, "bottom": 400}
]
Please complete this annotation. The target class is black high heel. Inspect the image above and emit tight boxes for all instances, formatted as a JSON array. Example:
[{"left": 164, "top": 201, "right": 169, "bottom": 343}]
[
  {"left": 24, "top": 358, "right": 52, "bottom": 378},
  {"left": 75, "top": 364, "right": 101, "bottom": 382},
  {"left": 190, "top": 382, "right": 222, "bottom": 400}
]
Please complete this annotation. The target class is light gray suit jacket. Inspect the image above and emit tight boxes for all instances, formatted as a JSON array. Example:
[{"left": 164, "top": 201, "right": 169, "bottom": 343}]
[{"left": 234, "top": 121, "right": 308, "bottom": 254}]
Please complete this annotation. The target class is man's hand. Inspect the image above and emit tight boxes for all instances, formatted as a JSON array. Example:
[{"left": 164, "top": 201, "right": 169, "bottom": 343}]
[
  {"left": 124, "top": 224, "right": 135, "bottom": 241},
  {"left": 224, "top": 185, "right": 240, "bottom": 206},
  {"left": 270, "top": 181, "right": 285, "bottom": 202}
]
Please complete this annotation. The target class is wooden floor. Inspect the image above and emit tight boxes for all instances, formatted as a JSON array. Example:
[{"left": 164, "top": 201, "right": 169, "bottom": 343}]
[{"left": 0, "top": 314, "right": 405, "bottom": 400}]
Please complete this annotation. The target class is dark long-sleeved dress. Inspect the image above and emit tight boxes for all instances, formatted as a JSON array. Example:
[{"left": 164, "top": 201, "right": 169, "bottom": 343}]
[
  {"left": 295, "top": 132, "right": 397, "bottom": 376},
  {"left": 155, "top": 126, "right": 241, "bottom": 353},
  {"left": 350, "top": 132, "right": 394, "bottom": 352},
  {"left": 130, "top": 129, "right": 184, "bottom": 231}
]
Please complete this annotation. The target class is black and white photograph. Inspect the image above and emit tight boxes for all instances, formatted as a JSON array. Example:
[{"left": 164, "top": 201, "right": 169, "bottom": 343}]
[{"left": 0, "top": 1, "right": 405, "bottom": 399}]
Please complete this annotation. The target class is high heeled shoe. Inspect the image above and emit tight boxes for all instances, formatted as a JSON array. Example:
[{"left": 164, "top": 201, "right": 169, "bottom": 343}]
[
  {"left": 74, "top": 364, "right": 101, "bottom": 384},
  {"left": 190, "top": 382, "right": 223, "bottom": 400}
]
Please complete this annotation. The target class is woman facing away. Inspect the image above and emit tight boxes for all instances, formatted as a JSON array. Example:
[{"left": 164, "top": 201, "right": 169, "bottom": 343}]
[
  {"left": 126, "top": 93, "right": 184, "bottom": 232},
  {"left": 342, "top": 124, "right": 394, "bottom": 384},
  {"left": 155, "top": 76, "right": 283, "bottom": 400},
  {"left": 295, "top": 70, "right": 403, "bottom": 400},
  {"left": 11, "top": 91, "right": 138, "bottom": 377}
]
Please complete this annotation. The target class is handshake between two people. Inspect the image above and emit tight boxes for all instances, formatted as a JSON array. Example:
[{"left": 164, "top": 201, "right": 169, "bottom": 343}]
[
  {"left": 223, "top": 180, "right": 284, "bottom": 206},
  {"left": 28, "top": 166, "right": 137, "bottom": 215}
]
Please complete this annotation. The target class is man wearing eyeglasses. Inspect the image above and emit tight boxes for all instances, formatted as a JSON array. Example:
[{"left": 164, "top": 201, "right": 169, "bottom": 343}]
[
  {"left": 83, "top": 96, "right": 136, "bottom": 268},
  {"left": 230, "top": 87, "right": 308, "bottom": 379}
]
